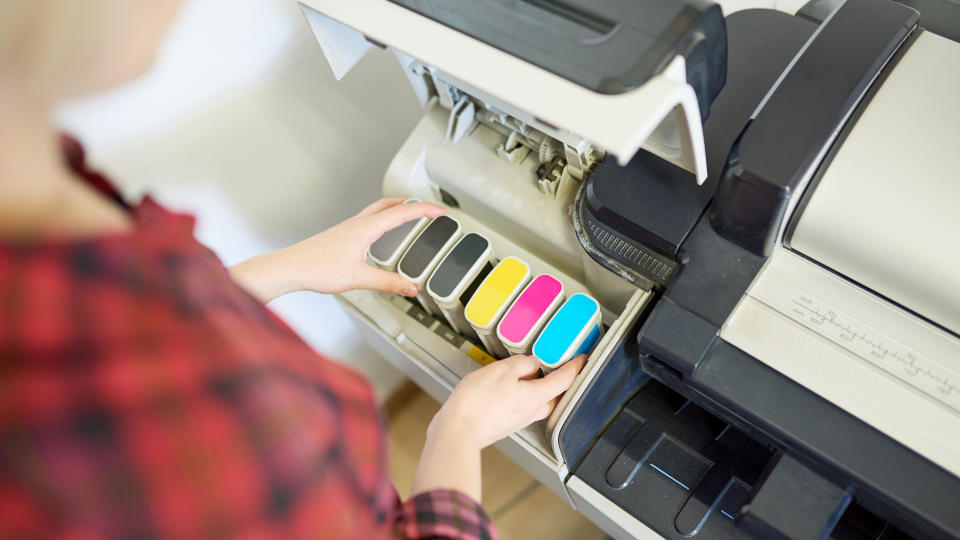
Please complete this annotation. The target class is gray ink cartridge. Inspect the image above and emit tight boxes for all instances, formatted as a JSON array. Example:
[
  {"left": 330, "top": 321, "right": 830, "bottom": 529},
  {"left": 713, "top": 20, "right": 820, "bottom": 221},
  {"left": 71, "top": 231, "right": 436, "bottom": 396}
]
[
  {"left": 427, "top": 233, "right": 495, "bottom": 341},
  {"left": 397, "top": 215, "right": 461, "bottom": 316}
]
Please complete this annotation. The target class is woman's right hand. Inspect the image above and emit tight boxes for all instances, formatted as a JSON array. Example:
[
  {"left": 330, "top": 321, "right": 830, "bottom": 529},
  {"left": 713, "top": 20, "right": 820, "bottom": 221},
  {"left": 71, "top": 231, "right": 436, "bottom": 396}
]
[
  {"left": 410, "top": 355, "right": 588, "bottom": 502},
  {"left": 436, "top": 354, "right": 588, "bottom": 449}
]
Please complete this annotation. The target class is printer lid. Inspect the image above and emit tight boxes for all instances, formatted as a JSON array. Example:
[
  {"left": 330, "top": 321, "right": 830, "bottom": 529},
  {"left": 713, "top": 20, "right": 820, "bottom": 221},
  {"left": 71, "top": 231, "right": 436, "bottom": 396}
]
[
  {"left": 789, "top": 31, "right": 960, "bottom": 336},
  {"left": 299, "top": 0, "right": 727, "bottom": 183},
  {"left": 383, "top": 0, "right": 713, "bottom": 96}
]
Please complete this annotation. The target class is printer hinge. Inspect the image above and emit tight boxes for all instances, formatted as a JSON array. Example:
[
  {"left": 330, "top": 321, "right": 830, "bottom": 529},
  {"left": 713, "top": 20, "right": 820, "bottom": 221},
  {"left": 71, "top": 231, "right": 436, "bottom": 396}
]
[
  {"left": 412, "top": 62, "right": 603, "bottom": 197},
  {"left": 473, "top": 104, "right": 603, "bottom": 183}
]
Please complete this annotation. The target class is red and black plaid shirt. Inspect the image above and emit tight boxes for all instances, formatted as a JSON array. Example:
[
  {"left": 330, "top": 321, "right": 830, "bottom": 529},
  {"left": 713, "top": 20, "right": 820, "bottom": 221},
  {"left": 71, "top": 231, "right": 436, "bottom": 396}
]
[{"left": 0, "top": 138, "right": 496, "bottom": 539}]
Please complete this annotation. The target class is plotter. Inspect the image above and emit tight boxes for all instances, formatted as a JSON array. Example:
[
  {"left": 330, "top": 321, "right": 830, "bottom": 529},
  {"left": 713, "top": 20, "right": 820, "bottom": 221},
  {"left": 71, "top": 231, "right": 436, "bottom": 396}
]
[{"left": 297, "top": 0, "right": 960, "bottom": 537}]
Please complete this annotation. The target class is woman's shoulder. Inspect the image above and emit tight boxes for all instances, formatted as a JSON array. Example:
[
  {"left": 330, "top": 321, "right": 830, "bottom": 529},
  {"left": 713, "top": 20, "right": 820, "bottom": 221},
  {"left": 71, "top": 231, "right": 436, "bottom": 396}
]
[{"left": 0, "top": 197, "right": 393, "bottom": 537}]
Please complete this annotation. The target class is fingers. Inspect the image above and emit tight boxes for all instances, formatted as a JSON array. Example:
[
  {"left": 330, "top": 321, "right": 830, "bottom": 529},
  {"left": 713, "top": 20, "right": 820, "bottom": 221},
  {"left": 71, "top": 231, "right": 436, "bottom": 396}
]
[
  {"left": 534, "top": 401, "right": 555, "bottom": 421},
  {"left": 368, "top": 202, "right": 446, "bottom": 236},
  {"left": 533, "top": 392, "right": 564, "bottom": 421},
  {"left": 355, "top": 265, "right": 418, "bottom": 297},
  {"left": 356, "top": 197, "right": 407, "bottom": 218},
  {"left": 530, "top": 354, "right": 588, "bottom": 401},
  {"left": 502, "top": 355, "right": 541, "bottom": 379}
]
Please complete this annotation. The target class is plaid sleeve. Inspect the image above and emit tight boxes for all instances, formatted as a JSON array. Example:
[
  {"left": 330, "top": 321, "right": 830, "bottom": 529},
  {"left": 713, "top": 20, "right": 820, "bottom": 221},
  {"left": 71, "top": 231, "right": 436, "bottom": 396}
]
[{"left": 396, "top": 490, "right": 497, "bottom": 540}]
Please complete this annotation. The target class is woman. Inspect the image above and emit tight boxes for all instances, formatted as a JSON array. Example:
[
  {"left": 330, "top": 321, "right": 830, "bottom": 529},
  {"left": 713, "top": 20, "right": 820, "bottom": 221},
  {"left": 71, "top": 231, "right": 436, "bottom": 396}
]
[{"left": 0, "top": 1, "right": 587, "bottom": 538}]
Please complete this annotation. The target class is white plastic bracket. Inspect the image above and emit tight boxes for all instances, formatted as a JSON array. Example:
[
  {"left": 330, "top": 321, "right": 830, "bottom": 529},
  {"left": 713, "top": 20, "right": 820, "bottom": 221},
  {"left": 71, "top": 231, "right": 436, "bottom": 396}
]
[
  {"left": 299, "top": 6, "right": 374, "bottom": 80},
  {"left": 636, "top": 56, "right": 709, "bottom": 184},
  {"left": 446, "top": 96, "right": 477, "bottom": 143}
]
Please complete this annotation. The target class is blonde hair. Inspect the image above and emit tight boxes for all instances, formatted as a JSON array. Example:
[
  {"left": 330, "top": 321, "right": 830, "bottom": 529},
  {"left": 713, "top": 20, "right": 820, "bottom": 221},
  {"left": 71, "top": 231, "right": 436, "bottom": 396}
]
[{"left": 0, "top": 0, "right": 109, "bottom": 96}]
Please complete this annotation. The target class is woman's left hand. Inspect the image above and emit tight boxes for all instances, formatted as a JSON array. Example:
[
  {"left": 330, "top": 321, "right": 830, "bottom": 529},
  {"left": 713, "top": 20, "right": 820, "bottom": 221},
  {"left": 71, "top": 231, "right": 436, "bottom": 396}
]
[{"left": 229, "top": 198, "right": 446, "bottom": 303}]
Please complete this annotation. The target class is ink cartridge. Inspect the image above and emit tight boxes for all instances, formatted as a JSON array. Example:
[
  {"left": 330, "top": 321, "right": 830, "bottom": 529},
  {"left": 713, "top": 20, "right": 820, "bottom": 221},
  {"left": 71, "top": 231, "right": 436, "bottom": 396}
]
[
  {"left": 397, "top": 215, "right": 460, "bottom": 316},
  {"left": 368, "top": 199, "right": 428, "bottom": 272},
  {"left": 533, "top": 293, "right": 603, "bottom": 373},
  {"left": 427, "top": 233, "right": 495, "bottom": 339},
  {"left": 496, "top": 274, "right": 565, "bottom": 356},
  {"left": 464, "top": 257, "right": 531, "bottom": 358}
]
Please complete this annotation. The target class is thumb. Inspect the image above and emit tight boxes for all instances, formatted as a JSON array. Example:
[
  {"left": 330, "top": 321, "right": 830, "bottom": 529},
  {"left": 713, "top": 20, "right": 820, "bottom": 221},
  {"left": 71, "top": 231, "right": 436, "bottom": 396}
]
[
  {"left": 531, "top": 354, "right": 588, "bottom": 402},
  {"left": 502, "top": 355, "right": 541, "bottom": 379},
  {"left": 356, "top": 197, "right": 408, "bottom": 218},
  {"left": 370, "top": 202, "right": 446, "bottom": 234},
  {"left": 355, "top": 265, "right": 418, "bottom": 296}
]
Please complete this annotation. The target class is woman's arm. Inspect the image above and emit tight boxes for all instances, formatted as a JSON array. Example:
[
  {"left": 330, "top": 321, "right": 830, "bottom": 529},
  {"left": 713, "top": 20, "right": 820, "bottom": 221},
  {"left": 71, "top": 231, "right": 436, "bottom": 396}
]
[
  {"left": 228, "top": 198, "right": 446, "bottom": 303},
  {"left": 391, "top": 355, "right": 586, "bottom": 539},
  {"left": 411, "top": 354, "right": 588, "bottom": 502}
]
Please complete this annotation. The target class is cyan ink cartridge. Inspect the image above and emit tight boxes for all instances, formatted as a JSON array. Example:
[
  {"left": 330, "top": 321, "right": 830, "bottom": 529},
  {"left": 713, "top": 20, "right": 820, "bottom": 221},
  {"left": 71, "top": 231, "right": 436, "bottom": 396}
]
[{"left": 533, "top": 293, "right": 603, "bottom": 373}]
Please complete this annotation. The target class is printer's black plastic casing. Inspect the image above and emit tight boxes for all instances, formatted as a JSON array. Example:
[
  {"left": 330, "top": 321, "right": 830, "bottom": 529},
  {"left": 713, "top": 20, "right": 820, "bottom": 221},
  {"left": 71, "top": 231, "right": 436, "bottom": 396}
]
[{"left": 565, "top": 1, "right": 960, "bottom": 538}]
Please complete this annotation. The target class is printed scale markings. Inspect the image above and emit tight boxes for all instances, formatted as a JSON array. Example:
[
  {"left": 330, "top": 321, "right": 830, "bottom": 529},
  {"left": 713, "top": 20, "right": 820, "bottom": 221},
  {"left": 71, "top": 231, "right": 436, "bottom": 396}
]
[{"left": 779, "top": 291, "right": 960, "bottom": 413}]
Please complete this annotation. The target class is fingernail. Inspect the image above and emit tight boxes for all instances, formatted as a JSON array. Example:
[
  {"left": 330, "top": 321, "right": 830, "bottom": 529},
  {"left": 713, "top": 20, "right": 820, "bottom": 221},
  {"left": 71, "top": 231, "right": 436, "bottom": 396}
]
[{"left": 403, "top": 285, "right": 417, "bottom": 297}]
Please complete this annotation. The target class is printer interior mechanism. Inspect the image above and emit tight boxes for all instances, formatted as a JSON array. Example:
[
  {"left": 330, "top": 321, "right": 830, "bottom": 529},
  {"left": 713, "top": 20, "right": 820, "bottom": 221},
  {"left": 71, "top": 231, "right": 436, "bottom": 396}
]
[{"left": 300, "top": 0, "right": 960, "bottom": 538}]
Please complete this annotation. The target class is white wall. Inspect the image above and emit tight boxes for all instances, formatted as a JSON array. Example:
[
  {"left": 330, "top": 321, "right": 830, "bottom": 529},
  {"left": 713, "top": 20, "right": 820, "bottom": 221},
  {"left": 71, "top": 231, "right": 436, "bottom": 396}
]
[{"left": 57, "top": 0, "right": 424, "bottom": 399}]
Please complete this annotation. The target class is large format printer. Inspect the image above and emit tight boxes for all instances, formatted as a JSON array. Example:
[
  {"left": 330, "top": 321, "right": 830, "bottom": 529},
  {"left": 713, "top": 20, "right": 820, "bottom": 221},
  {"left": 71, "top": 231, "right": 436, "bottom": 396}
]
[{"left": 298, "top": 0, "right": 960, "bottom": 538}]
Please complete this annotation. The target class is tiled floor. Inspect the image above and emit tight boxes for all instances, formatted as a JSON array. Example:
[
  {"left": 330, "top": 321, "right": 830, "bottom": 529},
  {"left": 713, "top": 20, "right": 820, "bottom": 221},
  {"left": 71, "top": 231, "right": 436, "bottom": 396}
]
[{"left": 385, "top": 385, "right": 608, "bottom": 540}]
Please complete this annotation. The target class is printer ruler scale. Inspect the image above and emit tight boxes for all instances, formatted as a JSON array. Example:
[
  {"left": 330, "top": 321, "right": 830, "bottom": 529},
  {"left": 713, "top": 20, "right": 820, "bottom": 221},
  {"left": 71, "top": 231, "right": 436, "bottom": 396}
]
[
  {"left": 722, "top": 249, "right": 960, "bottom": 479},
  {"left": 759, "top": 277, "right": 960, "bottom": 413}
]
